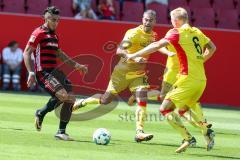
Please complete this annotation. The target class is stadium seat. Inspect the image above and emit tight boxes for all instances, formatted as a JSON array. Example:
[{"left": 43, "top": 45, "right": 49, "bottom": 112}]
[
  {"left": 146, "top": 2, "right": 168, "bottom": 24},
  {"left": 51, "top": 0, "right": 73, "bottom": 17},
  {"left": 192, "top": 8, "right": 216, "bottom": 28},
  {"left": 113, "top": 0, "right": 120, "bottom": 20},
  {"left": 189, "top": 0, "right": 211, "bottom": 9},
  {"left": 212, "top": 0, "right": 235, "bottom": 10},
  {"left": 2, "top": 0, "right": 25, "bottom": 13},
  {"left": 0, "top": 0, "right": 4, "bottom": 11},
  {"left": 27, "top": 0, "right": 49, "bottom": 15},
  {"left": 236, "top": 0, "right": 240, "bottom": 13},
  {"left": 168, "top": 0, "right": 188, "bottom": 9},
  {"left": 234, "top": 0, "right": 238, "bottom": 5},
  {"left": 121, "top": 1, "right": 144, "bottom": 22},
  {"left": 216, "top": 9, "right": 239, "bottom": 30}
]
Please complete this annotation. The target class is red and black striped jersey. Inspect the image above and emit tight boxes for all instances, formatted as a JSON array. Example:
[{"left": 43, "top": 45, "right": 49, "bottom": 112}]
[{"left": 27, "top": 25, "right": 59, "bottom": 72}]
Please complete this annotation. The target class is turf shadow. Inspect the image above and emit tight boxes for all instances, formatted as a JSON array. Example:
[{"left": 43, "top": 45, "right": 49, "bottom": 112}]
[
  {"left": 140, "top": 142, "right": 206, "bottom": 150},
  {"left": 0, "top": 127, "right": 24, "bottom": 131},
  {"left": 189, "top": 153, "right": 240, "bottom": 159},
  {"left": 216, "top": 131, "right": 240, "bottom": 136},
  {"left": 74, "top": 139, "right": 117, "bottom": 145},
  {"left": 73, "top": 139, "right": 94, "bottom": 144}
]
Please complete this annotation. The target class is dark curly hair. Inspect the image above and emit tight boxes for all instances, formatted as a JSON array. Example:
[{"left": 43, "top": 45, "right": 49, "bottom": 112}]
[{"left": 43, "top": 6, "right": 60, "bottom": 15}]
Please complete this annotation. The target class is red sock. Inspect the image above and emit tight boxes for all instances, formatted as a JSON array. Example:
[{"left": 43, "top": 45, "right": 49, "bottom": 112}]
[
  {"left": 160, "top": 109, "right": 173, "bottom": 116},
  {"left": 178, "top": 109, "right": 188, "bottom": 117},
  {"left": 138, "top": 101, "right": 147, "bottom": 107}
]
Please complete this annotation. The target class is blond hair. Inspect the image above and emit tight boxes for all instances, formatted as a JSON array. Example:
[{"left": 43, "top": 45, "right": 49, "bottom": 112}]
[{"left": 170, "top": 7, "right": 188, "bottom": 23}]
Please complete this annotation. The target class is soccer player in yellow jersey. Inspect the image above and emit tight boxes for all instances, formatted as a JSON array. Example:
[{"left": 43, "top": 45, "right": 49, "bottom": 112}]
[
  {"left": 128, "top": 47, "right": 212, "bottom": 147},
  {"left": 126, "top": 7, "right": 216, "bottom": 152},
  {"left": 161, "top": 48, "right": 213, "bottom": 146},
  {"left": 73, "top": 10, "right": 174, "bottom": 142}
]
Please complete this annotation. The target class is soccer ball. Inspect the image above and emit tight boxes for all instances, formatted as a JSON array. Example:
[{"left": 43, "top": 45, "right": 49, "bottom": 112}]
[{"left": 93, "top": 128, "right": 111, "bottom": 145}]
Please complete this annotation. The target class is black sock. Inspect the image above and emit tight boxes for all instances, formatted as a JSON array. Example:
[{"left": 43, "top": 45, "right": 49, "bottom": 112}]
[
  {"left": 58, "top": 102, "right": 73, "bottom": 134},
  {"left": 39, "top": 97, "right": 61, "bottom": 117},
  {"left": 58, "top": 121, "right": 68, "bottom": 134}
]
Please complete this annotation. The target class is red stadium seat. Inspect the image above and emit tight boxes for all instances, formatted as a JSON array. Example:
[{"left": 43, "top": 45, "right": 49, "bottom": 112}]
[
  {"left": 168, "top": 0, "right": 188, "bottom": 9},
  {"left": 113, "top": 0, "right": 120, "bottom": 20},
  {"left": 236, "top": 0, "right": 240, "bottom": 13},
  {"left": 213, "top": 0, "right": 235, "bottom": 10},
  {"left": 192, "top": 8, "right": 216, "bottom": 28},
  {"left": 121, "top": 1, "right": 144, "bottom": 22},
  {"left": 216, "top": 9, "right": 239, "bottom": 30},
  {"left": 189, "top": 0, "right": 211, "bottom": 9},
  {"left": 0, "top": 0, "right": 4, "bottom": 11},
  {"left": 51, "top": 0, "right": 73, "bottom": 17},
  {"left": 27, "top": 0, "right": 49, "bottom": 15},
  {"left": 2, "top": 0, "right": 25, "bottom": 13},
  {"left": 147, "top": 2, "right": 168, "bottom": 24}
]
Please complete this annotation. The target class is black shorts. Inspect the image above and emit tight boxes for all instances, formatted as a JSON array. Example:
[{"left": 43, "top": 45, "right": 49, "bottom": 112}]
[{"left": 36, "top": 69, "right": 72, "bottom": 96}]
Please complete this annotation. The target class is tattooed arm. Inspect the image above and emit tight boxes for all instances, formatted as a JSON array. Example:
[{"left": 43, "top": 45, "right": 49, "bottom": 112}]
[
  {"left": 57, "top": 49, "right": 88, "bottom": 73},
  {"left": 23, "top": 45, "right": 36, "bottom": 88}
]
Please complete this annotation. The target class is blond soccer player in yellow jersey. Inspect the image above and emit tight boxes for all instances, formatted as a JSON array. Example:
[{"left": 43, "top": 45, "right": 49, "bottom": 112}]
[
  {"left": 73, "top": 10, "right": 174, "bottom": 142},
  {"left": 128, "top": 46, "right": 213, "bottom": 147},
  {"left": 126, "top": 7, "right": 216, "bottom": 153},
  {"left": 160, "top": 48, "right": 212, "bottom": 147}
]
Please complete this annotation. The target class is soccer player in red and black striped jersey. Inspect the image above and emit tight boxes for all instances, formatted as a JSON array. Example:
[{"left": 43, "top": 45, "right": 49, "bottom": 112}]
[{"left": 23, "top": 6, "right": 88, "bottom": 140}]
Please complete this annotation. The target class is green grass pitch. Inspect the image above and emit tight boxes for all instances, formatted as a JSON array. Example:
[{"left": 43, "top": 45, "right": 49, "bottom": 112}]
[{"left": 0, "top": 92, "right": 240, "bottom": 160}]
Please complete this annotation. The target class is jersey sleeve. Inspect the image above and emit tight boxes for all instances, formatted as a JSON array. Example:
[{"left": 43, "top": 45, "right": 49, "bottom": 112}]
[
  {"left": 163, "top": 29, "right": 179, "bottom": 44},
  {"left": 201, "top": 32, "right": 210, "bottom": 46},
  {"left": 121, "top": 29, "right": 137, "bottom": 49},
  {"left": 27, "top": 29, "right": 42, "bottom": 48}
]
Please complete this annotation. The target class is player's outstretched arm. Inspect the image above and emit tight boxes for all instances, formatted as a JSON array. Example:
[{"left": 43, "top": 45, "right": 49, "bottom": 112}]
[
  {"left": 116, "top": 39, "right": 132, "bottom": 58},
  {"left": 116, "top": 47, "right": 128, "bottom": 58},
  {"left": 117, "top": 46, "right": 147, "bottom": 63},
  {"left": 158, "top": 47, "right": 175, "bottom": 57},
  {"left": 23, "top": 45, "right": 36, "bottom": 88},
  {"left": 203, "top": 41, "right": 216, "bottom": 62},
  {"left": 57, "top": 49, "right": 88, "bottom": 73},
  {"left": 126, "top": 39, "right": 170, "bottom": 60}
]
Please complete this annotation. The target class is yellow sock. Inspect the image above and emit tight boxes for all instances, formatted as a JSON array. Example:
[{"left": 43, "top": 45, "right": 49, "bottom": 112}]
[
  {"left": 190, "top": 103, "right": 208, "bottom": 135},
  {"left": 135, "top": 103, "right": 147, "bottom": 131},
  {"left": 147, "top": 90, "right": 161, "bottom": 101},
  {"left": 191, "top": 103, "right": 204, "bottom": 121},
  {"left": 83, "top": 94, "right": 101, "bottom": 106},
  {"left": 182, "top": 112, "right": 201, "bottom": 129},
  {"left": 166, "top": 111, "right": 192, "bottom": 140}
]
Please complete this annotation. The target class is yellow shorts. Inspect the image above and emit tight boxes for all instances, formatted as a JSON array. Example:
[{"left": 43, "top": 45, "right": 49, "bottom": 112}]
[
  {"left": 163, "top": 68, "right": 178, "bottom": 85},
  {"left": 165, "top": 75, "right": 206, "bottom": 109},
  {"left": 106, "top": 69, "right": 149, "bottom": 94}
]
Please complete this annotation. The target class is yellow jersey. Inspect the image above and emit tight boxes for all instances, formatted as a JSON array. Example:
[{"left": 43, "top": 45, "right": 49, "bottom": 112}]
[
  {"left": 164, "top": 24, "right": 210, "bottom": 80},
  {"left": 115, "top": 25, "right": 157, "bottom": 75}
]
